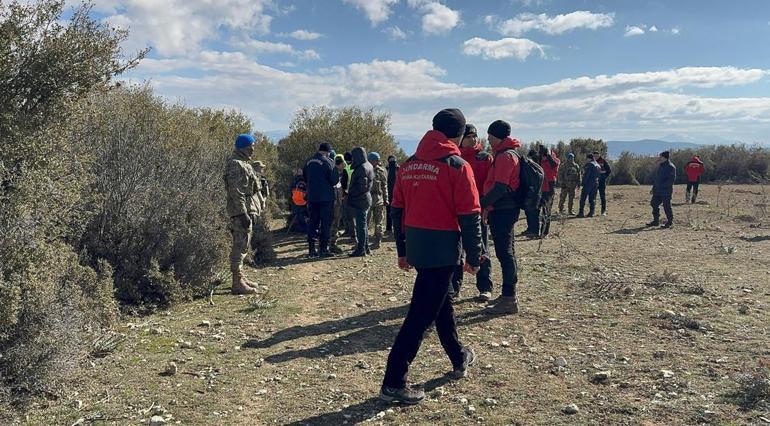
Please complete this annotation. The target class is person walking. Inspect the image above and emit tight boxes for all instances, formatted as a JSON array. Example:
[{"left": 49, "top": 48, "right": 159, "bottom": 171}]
[
  {"left": 451, "top": 124, "right": 494, "bottom": 301},
  {"left": 303, "top": 142, "right": 339, "bottom": 258},
  {"left": 480, "top": 120, "right": 522, "bottom": 315},
  {"left": 538, "top": 145, "right": 560, "bottom": 237},
  {"left": 577, "top": 153, "right": 601, "bottom": 218},
  {"left": 381, "top": 108, "right": 482, "bottom": 405},
  {"left": 685, "top": 155, "right": 705, "bottom": 203},
  {"left": 386, "top": 155, "right": 399, "bottom": 234},
  {"left": 595, "top": 153, "right": 612, "bottom": 216},
  {"left": 647, "top": 151, "right": 676, "bottom": 228},
  {"left": 347, "top": 147, "right": 374, "bottom": 257},
  {"left": 558, "top": 153, "right": 581, "bottom": 215},
  {"left": 368, "top": 152, "right": 388, "bottom": 249},
  {"left": 223, "top": 134, "right": 261, "bottom": 295}
]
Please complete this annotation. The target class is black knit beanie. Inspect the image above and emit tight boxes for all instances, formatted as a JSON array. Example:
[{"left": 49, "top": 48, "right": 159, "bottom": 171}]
[
  {"left": 432, "top": 108, "right": 466, "bottom": 138},
  {"left": 319, "top": 142, "right": 332, "bottom": 152},
  {"left": 660, "top": 151, "right": 670, "bottom": 159},
  {"left": 464, "top": 124, "right": 477, "bottom": 137},
  {"left": 487, "top": 120, "right": 511, "bottom": 139}
]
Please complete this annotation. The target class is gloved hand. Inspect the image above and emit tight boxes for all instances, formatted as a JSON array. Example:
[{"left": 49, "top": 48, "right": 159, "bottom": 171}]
[{"left": 238, "top": 214, "right": 252, "bottom": 229}]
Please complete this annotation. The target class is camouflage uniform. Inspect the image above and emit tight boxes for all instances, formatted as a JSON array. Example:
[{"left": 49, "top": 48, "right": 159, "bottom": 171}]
[
  {"left": 558, "top": 158, "right": 581, "bottom": 214},
  {"left": 224, "top": 149, "right": 262, "bottom": 276},
  {"left": 367, "top": 164, "right": 388, "bottom": 248}
]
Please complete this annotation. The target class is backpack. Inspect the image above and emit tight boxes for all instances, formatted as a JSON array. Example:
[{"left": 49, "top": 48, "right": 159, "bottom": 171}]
[{"left": 497, "top": 150, "right": 544, "bottom": 210}]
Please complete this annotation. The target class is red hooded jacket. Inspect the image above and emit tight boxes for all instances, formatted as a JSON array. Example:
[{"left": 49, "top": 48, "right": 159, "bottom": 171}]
[
  {"left": 481, "top": 137, "right": 521, "bottom": 210},
  {"left": 540, "top": 149, "right": 560, "bottom": 192},
  {"left": 391, "top": 130, "right": 482, "bottom": 269},
  {"left": 460, "top": 142, "right": 493, "bottom": 192},
  {"left": 685, "top": 156, "right": 705, "bottom": 182}
]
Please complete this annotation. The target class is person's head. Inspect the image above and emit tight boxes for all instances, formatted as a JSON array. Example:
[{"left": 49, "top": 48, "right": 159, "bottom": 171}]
[
  {"left": 368, "top": 151, "right": 381, "bottom": 166},
  {"left": 659, "top": 151, "right": 670, "bottom": 163},
  {"left": 567, "top": 152, "right": 575, "bottom": 162},
  {"left": 486, "top": 120, "right": 511, "bottom": 147},
  {"left": 235, "top": 134, "right": 256, "bottom": 158},
  {"left": 432, "top": 108, "right": 466, "bottom": 146},
  {"left": 527, "top": 149, "right": 537, "bottom": 159},
  {"left": 318, "top": 142, "right": 332, "bottom": 154},
  {"left": 387, "top": 155, "right": 396, "bottom": 164},
  {"left": 586, "top": 153, "right": 595, "bottom": 161},
  {"left": 335, "top": 156, "right": 346, "bottom": 170},
  {"left": 538, "top": 144, "right": 548, "bottom": 156},
  {"left": 344, "top": 152, "right": 353, "bottom": 163},
  {"left": 461, "top": 124, "right": 478, "bottom": 148}
]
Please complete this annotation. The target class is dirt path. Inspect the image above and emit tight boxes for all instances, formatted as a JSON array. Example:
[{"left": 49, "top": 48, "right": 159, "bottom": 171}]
[{"left": 23, "top": 185, "right": 770, "bottom": 425}]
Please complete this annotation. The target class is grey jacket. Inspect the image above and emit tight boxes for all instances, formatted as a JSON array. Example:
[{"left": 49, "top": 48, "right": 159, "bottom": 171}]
[
  {"left": 347, "top": 147, "right": 374, "bottom": 210},
  {"left": 652, "top": 160, "right": 676, "bottom": 197}
]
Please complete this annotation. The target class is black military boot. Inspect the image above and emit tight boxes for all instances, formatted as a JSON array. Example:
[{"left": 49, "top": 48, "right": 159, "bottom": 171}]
[{"left": 308, "top": 241, "right": 318, "bottom": 258}]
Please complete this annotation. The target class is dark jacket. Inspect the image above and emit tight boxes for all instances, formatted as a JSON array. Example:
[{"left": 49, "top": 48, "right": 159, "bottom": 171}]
[
  {"left": 387, "top": 160, "right": 399, "bottom": 203},
  {"left": 347, "top": 147, "right": 374, "bottom": 210},
  {"left": 460, "top": 142, "right": 493, "bottom": 192},
  {"left": 303, "top": 152, "right": 338, "bottom": 203},
  {"left": 653, "top": 160, "right": 676, "bottom": 197},
  {"left": 582, "top": 161, "right": 601, "bottom": 190},
  {"left": 392, "top": 130, "right": 482, "bottom": 269}
]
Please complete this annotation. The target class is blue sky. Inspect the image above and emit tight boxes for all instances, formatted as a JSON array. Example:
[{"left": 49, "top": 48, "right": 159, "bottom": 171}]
[{"left": 77, "top": 0, "right": 770, "bottom": 147}]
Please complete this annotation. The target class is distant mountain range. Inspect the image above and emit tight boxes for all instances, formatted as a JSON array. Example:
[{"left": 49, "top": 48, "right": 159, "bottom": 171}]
[{"left": 605, "top": 139, "right": 702, "bottom": 159}]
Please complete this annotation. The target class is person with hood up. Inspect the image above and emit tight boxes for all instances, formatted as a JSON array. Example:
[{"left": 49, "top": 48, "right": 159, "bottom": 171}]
[
  {"left": 647, "top": 151, "right": 676, "bottom": 228},
  {"left": 386, "top": 155, "right": 399, "bottom": 234},
  {"left": 594, "top": 152, "right": 612, "bottom": 216},
  {"left": 480, "top": 119, "right": 522, "bottom": 315},
  {"left": 577, "top": 153, "right": 601, "bottom": 218},
  {"left": 223, "top": 134, "right": 261, "bottom": 295},
  {"left": 303, "top": 142, "right": 339, "bottom": 258},
  {"left": 685, "top": 155, "right": 705, "bottom": 203},
  {"left": 451, "top": 124, "right": 494, "bottom": 302},
  {"left": 381, "top": 108, "right": 482, "bottom": 405},
  {"left": 558, "top": 153, "right": 581, "bottom": 215},
  {"left": 367, "top": 151, "right": 388, "bottom": 249},
  {"left": 347, "top": 146, "right": 375, "bottom": 257}
]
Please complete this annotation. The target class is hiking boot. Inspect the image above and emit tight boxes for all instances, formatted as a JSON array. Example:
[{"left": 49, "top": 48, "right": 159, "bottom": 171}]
[
  {"left": 370, "top": 238, "right": 381, "bottom": 250},
  {"left": 349, "top": 249, "right": 366, "bottom": 257},
  {"left": 646, "top": 220, "right": 660, "bottom": 227},
  {"left": 231, "top": 274, "right": 258, "bottom": 295},
  {"left": 319, "top": 250, "right": 335, "bottom": 258},
  {"left": 308, "top": 242, "right": 318, "bottom": 258},
  {"left": 366, "top": 246, "right": 372, "bottom": 255},
  {"left": 451, "top": 347, "right": 476, "bottom": 379},
  {"left": 486, "top": 295, "right": 519, "bottom": 315},
  {"left": 586, "top": 211, "right": 595, "bottom": 218},
  {"left": 329, "top": 245, "right": 344, "bottom": 255},
  {"left": 662, "top": 221, "right": 673, "bottom": 229},
  {"left": 477, "top": 291, "right": 492, "bottom": 302},
  {"left": 576, "top": 212, "right": 585, "bottom": 218},
  {"left": 379, "top": 385, "right": 425, "bottom": 405},
  {"left": 521, "top": 231, "right": 538, "bottom": 239},
  {"left": 601, "top": 211, "right": 607, "bottom": 216},
  {"left": 568, "top": 210, "right": 575, "bottom": 216}
]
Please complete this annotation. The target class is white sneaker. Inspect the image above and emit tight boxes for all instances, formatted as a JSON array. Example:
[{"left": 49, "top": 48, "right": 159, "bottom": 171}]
[{"left": 478, "top": 291, "right": 492, "bottom": 302}]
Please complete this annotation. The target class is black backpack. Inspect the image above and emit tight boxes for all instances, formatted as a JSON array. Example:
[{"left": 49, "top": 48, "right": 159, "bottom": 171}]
[{"left": 498, "top": 149, "right": 544, "bottom": 210}]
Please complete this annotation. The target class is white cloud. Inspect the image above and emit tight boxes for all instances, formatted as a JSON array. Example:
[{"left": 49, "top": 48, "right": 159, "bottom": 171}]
[
  {"left": 289, "top": 30, "right": 323, "bottom": 40},
  {"left": 384, "top": 26, "right": 408, "bottom": 40},
  {"left": 127, "top": 54, "right": 770, "bottom": 143},
  {"left": 463, "top": 37, "right": 545, "bottom": 61},
  {"left": 671, "top": 27, "right": 680, "bottom": 34},
  {"left": 625, "top": 25, "right": 645, "bottom": 37},
  {"left": 342, "top": 0, "right": 398, "bottom": 26},
  {"left": 103, "top": 0, "right": 273, "bottom": 57},
  {"left": 495, "top": 11, "right": 615, "bottom": 36},
  {"left": 405, "top": 1, "right": 460, "bottom": 35},
  {"left": 649, "top": 25, "right": 659, "bottom": 32},
  {"left": 235, "top": 38, "right": 321, "bottom": 61}
]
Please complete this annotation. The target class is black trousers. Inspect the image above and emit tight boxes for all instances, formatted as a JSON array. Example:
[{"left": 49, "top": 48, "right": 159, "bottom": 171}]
[
  {"left": 598, "top": 180, "right": 607, "bottom": 213},
  {"left": 307, "top": 201, "right": 333, "bottom": 248},
  {"left": 539, "top": 190, "right": 554, "bottom": 236},
  {"left": 579, "top": 186, "right": 598, "bottom": 215},
  {"left": 386, "top": 204, "right": 393, "bottom": 232},
  {"left": 451, "top": 222, "right": 493, "bottom": 294},
  {"left": 383, "top": 266, "right": 464, "bottom": 389},
  {"left": 488, "top": 208, "right": 519, "bottom": 297},
  {"left": 686, "top": 181, "right": 700, "bottom": 202},
  {"left": 650, "top": 194, "right": 673, "bottom": 222}
]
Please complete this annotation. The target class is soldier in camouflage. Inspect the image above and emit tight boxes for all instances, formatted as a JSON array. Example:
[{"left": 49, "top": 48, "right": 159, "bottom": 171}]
[
  {"left": 224, "top": 134, "right": 261, "bottom": 295},
  {"left": 249, "top": 160, "right": 276, "bottom": 265},
  {"left": 367, "top": 152, "right": 388, "bottom": 250},
  {"left": 557, "top": 153, "right": 581, "bottom": 215}
]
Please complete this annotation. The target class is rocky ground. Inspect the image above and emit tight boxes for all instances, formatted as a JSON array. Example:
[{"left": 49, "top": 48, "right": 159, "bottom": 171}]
[{"left": 18, "top": 185, "right": 770, "bottom": 425}]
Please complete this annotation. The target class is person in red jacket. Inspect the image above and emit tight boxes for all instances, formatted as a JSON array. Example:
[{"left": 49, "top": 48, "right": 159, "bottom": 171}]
[
  {"left": 685, "top": 156, "right": 705, "bottom": 203},
  {"left": 451, "top": 124, "right": 494, "bottom": 302},
  {"left": 537, "top": 144, "right": 560, "bottom": 237},
  {"left": 381, "top": 108, "right": 483, "bottom": 405},
  {"left": 480, "top": 120, "right": 522, "bottom": 315}
]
